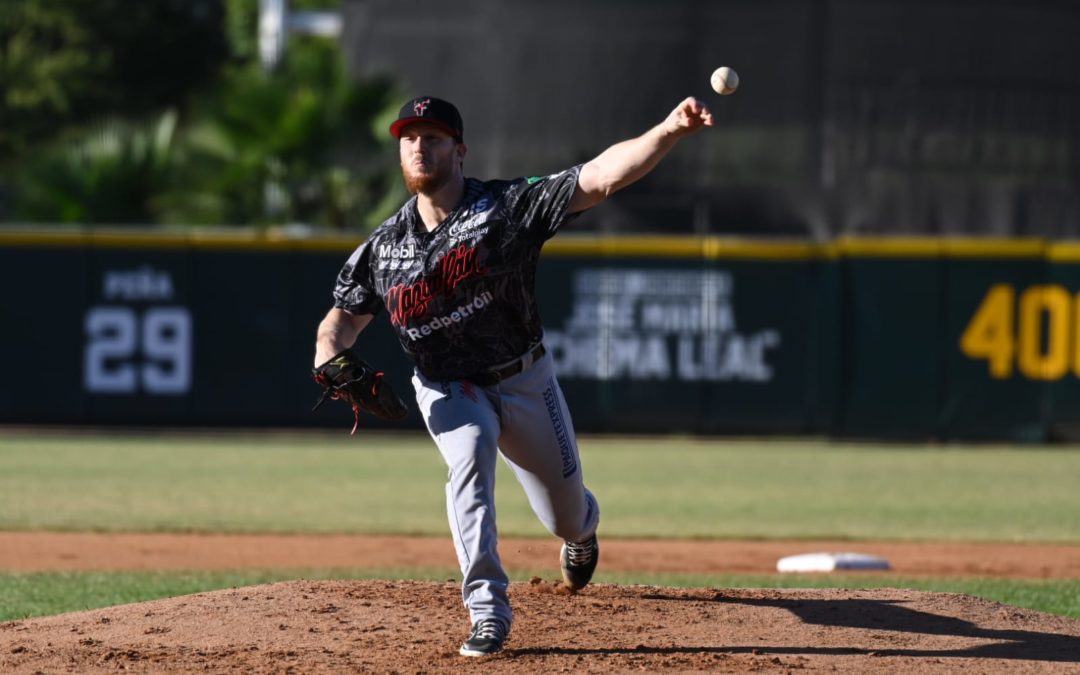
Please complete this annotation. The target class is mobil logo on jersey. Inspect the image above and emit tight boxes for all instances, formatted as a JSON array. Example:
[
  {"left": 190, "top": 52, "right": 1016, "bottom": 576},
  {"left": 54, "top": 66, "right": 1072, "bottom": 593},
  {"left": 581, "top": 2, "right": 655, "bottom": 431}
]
[
  {"left": 376, "top": 241, "right": 418, "bottom": 270},
  {"left": 386, "top": 243, "right": 487, "bottom": 329},
  {"left": 377, "top": 241, "right": 417, "bottom": 259}
]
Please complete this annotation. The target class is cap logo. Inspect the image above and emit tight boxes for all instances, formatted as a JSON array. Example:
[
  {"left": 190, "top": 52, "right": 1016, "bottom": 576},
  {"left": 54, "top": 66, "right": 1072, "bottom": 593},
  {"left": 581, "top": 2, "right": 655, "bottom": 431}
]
[{"left": 413, "top": 98, "right": 431, "bottom": 116}]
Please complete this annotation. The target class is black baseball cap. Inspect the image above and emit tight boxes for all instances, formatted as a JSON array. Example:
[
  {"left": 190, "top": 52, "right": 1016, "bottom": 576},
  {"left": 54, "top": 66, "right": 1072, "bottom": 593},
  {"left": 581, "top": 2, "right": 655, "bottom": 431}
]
[{"left": 389, "top": 96, "right": 464, "bottom": 142}]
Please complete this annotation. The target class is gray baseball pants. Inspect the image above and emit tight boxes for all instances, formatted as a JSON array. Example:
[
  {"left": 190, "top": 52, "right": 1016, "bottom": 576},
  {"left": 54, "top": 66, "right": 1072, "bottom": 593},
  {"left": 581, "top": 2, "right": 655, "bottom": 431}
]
[{"left": 412, "top": 348, "right": 599, "bottom": 628}]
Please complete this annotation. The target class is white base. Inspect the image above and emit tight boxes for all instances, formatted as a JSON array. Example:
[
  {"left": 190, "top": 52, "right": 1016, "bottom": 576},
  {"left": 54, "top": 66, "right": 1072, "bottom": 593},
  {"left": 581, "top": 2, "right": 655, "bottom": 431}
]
[{"left": 776, "top": 552, "right": 891, "bottom": 573}]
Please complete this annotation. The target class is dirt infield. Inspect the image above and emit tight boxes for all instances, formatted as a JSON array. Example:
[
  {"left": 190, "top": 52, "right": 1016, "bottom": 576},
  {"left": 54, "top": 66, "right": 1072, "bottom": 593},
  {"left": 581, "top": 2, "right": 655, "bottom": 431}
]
[
  {"left": 3, "top": 532, "right": 1080, "bottom": 578},
  {"left": 3, "top": 580, "right": 1080, "bottom": 673},
  {"left": 3, "top": 533, "right": 1080, "bottom": 672}
]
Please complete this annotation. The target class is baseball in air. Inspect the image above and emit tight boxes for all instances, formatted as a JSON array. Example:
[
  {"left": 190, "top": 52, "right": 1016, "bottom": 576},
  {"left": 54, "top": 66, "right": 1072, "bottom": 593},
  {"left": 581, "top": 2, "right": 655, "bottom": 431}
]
[{"left": 710, "top": 66, "right": 739, "bottom": 95}]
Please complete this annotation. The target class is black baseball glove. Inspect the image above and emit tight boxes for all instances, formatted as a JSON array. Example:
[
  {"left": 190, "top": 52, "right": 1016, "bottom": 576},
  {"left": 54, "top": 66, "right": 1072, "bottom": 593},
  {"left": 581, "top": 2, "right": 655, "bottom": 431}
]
[{"left": 312, "top": 350, "right": 408, "bottom": 433}]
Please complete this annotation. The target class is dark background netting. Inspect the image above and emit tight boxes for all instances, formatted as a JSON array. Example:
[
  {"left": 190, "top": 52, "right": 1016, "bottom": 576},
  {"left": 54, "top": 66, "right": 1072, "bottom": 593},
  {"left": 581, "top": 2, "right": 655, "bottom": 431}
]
[{"left": 343, "top": 0, "right": 1080, "bottom": 237}]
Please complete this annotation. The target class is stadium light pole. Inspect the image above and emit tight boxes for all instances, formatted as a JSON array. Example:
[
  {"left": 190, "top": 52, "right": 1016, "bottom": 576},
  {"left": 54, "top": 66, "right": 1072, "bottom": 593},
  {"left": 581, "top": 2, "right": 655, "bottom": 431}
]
[
  {"left": 256, "top": 0, "right": 345, "bottom": 221},
  {"left": 259, "top": 0, "right": 343, "bottom": 72}
]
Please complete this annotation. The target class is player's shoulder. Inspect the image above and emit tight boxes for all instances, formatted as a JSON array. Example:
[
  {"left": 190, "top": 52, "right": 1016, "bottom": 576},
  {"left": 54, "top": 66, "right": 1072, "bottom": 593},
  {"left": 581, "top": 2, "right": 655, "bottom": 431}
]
[
  {"left": 492, "top": 166, "right": 581, "bottom": 194},
  {"left": 457, "top": 177, "right": 516, "bottom": 214},
  {"left": 480, "top": 173, "right": 547, "bottom": 191},
  {"left": 369, "top": 199, "right": 416, "bottom": 240},
  {"left": 477, "top": 171, "right": 560, "bottom": 203},
  {"left": 473, "top": 176, "right": 518, "bottom": 197}
]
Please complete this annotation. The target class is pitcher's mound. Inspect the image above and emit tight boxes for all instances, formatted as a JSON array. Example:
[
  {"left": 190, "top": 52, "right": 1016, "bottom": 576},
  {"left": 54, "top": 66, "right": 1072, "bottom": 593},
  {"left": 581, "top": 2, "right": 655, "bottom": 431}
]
[{"left": 3, "top": 580, "right": 1079, "bottom": 673}]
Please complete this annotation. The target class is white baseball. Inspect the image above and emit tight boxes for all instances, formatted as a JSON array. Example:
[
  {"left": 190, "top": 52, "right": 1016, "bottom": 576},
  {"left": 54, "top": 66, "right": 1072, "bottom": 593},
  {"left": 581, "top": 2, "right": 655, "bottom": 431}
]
[{"left": 710, "top": 66, "right": 739, "bottom": 95}]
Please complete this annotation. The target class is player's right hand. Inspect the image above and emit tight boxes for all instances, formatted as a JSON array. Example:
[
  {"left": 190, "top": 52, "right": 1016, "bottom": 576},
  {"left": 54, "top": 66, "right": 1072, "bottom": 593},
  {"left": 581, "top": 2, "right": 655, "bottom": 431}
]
[{"left": 663, "top": 97, "right": 714, "bottom": 137}]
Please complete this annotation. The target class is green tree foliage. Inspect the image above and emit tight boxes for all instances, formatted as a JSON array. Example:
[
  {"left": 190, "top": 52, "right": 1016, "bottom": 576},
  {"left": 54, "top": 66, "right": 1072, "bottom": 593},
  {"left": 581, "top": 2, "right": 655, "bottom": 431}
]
[
  {"left": 4, "top": 0, "right": 405, "bottom": 231},
  {"left": 157, "top": 39, "right": 403, "bottom": 229},
  {"left": 11, "top": 112, "right": 178, "bottom": 224},
  {"left": 0, "top": 0, "right": 228, "bottom": 159}
]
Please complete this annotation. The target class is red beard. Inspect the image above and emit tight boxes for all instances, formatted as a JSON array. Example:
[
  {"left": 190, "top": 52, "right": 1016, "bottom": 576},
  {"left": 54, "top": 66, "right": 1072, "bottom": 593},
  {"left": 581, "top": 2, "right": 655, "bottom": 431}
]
[{"left": 401, "top": 159, "right": 453, "bottom": 195}]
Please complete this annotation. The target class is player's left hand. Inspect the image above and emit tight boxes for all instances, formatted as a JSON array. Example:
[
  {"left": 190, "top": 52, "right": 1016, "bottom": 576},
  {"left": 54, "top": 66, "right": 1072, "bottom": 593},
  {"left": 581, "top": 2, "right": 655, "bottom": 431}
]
[
  {"left": 313, "top": 350, "right": 409, "bottom": 433},
  {"left": 663, "top": 97, "right": 714, "bottom": 137}
]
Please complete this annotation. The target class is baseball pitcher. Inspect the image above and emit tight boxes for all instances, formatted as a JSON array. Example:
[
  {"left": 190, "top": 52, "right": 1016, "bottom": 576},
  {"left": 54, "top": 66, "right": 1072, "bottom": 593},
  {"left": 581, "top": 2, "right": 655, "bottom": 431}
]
[{"left": 313, "top": 94, "right": 713, "bottom": 656}]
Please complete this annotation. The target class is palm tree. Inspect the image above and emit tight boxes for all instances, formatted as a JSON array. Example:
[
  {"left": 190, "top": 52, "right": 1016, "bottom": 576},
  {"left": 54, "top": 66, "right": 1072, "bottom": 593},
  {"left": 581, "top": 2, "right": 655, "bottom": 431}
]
[
  {"left": 157, "top": 39, "right": 403, "bottom": 230},
  {"left": 11, "top": 111, "right": 178, "bottom": 224}
]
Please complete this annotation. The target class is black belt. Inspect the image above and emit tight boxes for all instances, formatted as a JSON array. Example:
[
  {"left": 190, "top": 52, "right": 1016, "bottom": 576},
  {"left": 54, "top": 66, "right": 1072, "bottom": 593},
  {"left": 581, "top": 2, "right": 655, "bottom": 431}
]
[{"left": 469, "top": 343, "right": 546, "bottom": 386}]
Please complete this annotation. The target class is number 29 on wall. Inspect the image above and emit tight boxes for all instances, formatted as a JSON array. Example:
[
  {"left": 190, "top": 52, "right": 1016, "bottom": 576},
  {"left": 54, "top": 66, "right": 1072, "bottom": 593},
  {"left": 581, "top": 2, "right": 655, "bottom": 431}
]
[
  {"left": 84, "top": 306, "right": 193, "bottom": 394},
  {"left": 960, "top": 284, "right": 1076, "bottom": 380}
]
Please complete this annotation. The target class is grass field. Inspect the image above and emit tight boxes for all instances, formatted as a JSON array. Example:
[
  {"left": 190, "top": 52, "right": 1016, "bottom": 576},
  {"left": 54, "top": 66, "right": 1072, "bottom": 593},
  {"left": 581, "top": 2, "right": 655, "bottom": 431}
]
[
  {"left": 2, "top": 430, "right": 1079, "bottom": 621},
  {"left": 2, "top": 431, "right": 1079, "bottom": 541}
]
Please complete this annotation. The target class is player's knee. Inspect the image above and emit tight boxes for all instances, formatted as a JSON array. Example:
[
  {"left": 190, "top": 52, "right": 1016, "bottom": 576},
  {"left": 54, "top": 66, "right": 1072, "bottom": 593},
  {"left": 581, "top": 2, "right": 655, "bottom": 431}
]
[{"left": 442, "top": 418, "right": 498, "bottom": 455}]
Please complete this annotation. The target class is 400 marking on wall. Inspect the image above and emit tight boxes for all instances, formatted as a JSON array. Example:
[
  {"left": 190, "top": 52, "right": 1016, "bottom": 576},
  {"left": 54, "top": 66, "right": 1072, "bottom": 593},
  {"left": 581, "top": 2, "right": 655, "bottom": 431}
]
[{"left": 960, "top": 283, "right": 1078, "bottom": 381}]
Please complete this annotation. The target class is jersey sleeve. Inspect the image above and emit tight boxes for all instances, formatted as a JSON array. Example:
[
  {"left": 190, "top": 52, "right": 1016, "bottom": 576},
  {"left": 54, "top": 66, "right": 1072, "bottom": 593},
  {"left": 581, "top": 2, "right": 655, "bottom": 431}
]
[
  {"left": 506, "top": 164, "right": 583, "bottom": 241},
  {"left": 332, "top": 239, "right": 383, "bottom": 316}
]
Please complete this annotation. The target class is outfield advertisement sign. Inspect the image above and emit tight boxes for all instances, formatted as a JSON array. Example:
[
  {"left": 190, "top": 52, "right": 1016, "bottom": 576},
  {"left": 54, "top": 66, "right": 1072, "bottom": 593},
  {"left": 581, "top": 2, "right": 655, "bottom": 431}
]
[
  {"left": 1, "top": 231, "right": 1076, "bottom": 440},
  {"left": 545, "top": 268, "right": 781, "bottom": 383},
  {"left": 536, "top": 256, "right": 812, "bottom": 434}
]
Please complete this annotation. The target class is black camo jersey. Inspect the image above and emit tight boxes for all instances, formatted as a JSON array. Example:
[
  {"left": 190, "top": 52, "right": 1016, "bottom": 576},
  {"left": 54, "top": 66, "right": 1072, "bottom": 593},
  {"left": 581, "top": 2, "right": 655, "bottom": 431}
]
[{"left": 333, "top": 165, "right": 581, "bottom": 381}]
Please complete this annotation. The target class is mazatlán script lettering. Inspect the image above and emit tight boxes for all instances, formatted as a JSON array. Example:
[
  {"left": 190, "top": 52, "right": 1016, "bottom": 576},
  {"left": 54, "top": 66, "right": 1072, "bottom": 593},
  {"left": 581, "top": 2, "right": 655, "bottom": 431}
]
[{"left": 386, "top": 244, "right": 486, "bottom": 327}]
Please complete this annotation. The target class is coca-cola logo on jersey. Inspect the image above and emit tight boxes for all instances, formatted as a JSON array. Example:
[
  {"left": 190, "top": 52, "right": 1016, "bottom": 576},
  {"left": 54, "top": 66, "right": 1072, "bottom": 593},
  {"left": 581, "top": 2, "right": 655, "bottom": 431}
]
[
  {"left": 447, "top": 218, "right": 489, "bottom": 244},
  {"left": 386, "top": 244, "right": 487, "bottom": 328}
]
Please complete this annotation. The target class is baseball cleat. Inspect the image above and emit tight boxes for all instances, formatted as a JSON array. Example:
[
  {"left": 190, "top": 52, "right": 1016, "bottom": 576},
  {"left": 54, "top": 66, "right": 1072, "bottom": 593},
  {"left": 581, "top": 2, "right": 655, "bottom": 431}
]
[
  {"left": 459, "top": 617, "right": 509, "bottom": 657},
  {"left": 560, "top": 535, "right": 599, "bottom": 591}
]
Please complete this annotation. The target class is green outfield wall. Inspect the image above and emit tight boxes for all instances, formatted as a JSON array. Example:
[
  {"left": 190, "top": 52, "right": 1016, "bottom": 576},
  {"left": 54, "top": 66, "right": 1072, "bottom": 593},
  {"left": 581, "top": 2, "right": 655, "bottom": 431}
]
[{"left": 3, "top": 230, "right": 1079, "bottom": 441}]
